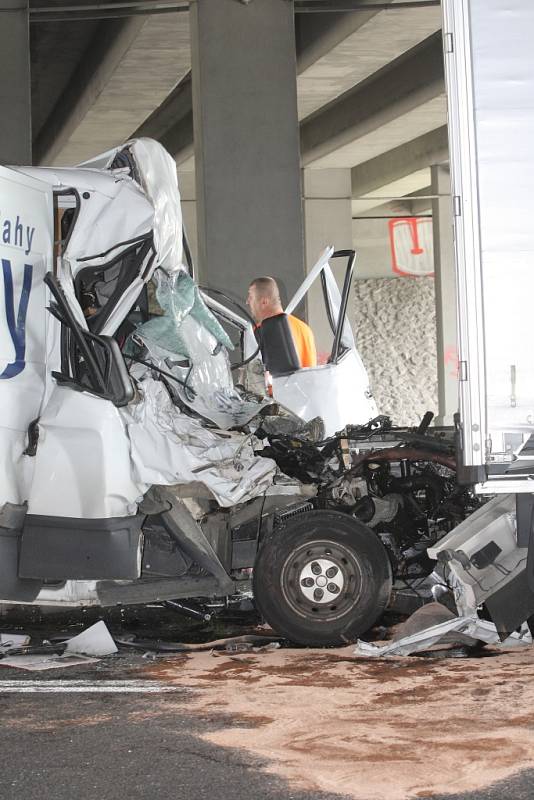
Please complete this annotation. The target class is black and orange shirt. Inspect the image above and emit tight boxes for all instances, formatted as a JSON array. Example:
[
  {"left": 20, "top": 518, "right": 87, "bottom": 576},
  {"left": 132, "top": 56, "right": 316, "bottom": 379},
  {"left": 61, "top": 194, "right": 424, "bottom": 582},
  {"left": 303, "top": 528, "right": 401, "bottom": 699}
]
[
  {"left": 255, "top": 313, "right": 317, "bottom": 369},
  {"left": 286, "top": 314, "right": 317, "bottom": 368}
]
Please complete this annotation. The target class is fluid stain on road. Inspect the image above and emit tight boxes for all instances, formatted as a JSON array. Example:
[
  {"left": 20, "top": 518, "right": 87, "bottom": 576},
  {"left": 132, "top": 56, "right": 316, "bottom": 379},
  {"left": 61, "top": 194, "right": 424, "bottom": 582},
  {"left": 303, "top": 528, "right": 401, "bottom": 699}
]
[{"left": 141, "top": 646, "right": 534, "bottom": 800}]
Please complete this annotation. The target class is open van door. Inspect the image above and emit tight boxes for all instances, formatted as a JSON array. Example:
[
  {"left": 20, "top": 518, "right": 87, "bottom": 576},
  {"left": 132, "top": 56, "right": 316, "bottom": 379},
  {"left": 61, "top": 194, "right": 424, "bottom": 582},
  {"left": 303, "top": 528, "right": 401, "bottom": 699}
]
[
  {"left": 204, "top": 246, "right": 377, "bottom": 436},
  {"left": 271, "top": 247, "right": 378, "bottom": 436}
]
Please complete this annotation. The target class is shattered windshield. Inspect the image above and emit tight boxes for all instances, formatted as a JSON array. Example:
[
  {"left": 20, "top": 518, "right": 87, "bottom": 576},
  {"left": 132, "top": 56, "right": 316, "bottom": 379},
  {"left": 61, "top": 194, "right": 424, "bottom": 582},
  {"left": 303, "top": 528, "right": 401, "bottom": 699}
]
[{"left": 127, "top": 270, "right": 270, "bottom": 430}]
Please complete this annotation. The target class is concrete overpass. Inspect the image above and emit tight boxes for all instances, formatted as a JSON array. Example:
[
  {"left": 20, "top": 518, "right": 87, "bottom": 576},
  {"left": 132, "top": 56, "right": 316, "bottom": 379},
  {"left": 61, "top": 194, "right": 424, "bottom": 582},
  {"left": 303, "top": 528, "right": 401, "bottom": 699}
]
[
  {"left": 0, "top": 0, "right": 452, "bottom": 423},
  {"left": 3, "top": 2, "right": 446, "bottom": 222}
]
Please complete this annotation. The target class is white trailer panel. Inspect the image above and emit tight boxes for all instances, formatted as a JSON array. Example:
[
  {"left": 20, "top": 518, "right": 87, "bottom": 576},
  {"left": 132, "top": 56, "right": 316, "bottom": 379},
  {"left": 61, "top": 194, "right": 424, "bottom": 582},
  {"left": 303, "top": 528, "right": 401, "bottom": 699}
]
[{"left": 443, "top": 0, "right": 534, "bottom": 490}]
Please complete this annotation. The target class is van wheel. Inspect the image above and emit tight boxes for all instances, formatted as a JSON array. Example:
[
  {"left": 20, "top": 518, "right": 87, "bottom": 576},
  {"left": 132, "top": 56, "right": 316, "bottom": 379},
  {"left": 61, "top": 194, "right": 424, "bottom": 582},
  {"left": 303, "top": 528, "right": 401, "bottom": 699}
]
[{"left": 253, "top": 510, "right": 392, "bottom": 647}]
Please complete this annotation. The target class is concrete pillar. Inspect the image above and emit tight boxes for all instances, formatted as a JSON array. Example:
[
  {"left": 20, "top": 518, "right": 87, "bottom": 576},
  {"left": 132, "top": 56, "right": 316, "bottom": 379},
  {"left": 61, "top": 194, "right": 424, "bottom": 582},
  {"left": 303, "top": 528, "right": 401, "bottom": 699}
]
[
  {"left": 0, "top": 0, "right": 31, "bottom": 164},
  {"left": 303, "top": 168, "right": 352, "bottom": 359},
  {"left": 190, "top": 0, "right": 304, "bottom": 306},
  {"left": 177, "top": 169, "right": 198, "bottom": 274},
  {"left": 431, "top": 163, "right": 457, "bottom": 425}
]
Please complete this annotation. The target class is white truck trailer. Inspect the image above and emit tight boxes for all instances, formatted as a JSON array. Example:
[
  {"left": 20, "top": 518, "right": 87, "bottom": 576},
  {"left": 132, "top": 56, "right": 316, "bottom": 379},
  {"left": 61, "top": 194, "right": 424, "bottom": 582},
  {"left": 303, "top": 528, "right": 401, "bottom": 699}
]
[{"left": 426, "top": 0, "right": 534, "bottom": 638}]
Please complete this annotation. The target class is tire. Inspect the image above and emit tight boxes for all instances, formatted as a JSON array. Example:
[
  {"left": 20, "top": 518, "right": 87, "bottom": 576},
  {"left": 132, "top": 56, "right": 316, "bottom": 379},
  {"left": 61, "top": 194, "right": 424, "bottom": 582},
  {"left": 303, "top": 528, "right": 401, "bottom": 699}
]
[{"left": 253, "top": 509, "right": 392, "bottom": 647}]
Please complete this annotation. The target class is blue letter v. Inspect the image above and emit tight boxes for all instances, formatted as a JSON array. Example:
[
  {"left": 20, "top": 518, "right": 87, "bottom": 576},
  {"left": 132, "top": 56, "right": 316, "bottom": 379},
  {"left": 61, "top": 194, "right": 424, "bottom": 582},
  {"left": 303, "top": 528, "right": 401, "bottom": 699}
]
[{"left": 0, "top": 258, "right": 33, "bottom": 380}]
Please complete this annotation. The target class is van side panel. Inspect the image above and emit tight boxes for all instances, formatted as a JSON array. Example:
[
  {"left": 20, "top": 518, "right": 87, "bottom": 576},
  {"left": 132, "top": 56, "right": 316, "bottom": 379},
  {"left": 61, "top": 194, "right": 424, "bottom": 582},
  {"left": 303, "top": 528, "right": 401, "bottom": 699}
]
[{"left": 0, "top": 167, "right": 54, "bottom": 506}]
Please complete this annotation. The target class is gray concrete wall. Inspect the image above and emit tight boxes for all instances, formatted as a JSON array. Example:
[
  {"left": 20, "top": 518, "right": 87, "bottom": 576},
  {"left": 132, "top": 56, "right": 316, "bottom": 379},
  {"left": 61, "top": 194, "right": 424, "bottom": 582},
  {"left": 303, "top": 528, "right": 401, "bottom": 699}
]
[
  {"left": 353, "top": 276, "right": 438, "bottom": 425},
  {"left": 0, "top": 0, "right": 31, "bottom": 164},
  {"left": 353, "top": 218, "right": 394, "bottom": 279}
]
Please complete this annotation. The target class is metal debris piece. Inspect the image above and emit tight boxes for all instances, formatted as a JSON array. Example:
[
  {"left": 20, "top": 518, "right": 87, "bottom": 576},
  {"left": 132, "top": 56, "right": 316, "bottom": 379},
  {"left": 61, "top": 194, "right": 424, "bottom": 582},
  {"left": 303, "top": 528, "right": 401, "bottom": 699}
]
[
  {"left": 354, "top": 605, "right": 532, "bottom": 658},
  {"left": 64, "top": 621, "right": 118, "bottom": 657},
  {"left": 115, "top": 633, "right": 283, "bottom": 653},
  {"left": 0, "top": 654, "right": 99, "bottom": 671}
]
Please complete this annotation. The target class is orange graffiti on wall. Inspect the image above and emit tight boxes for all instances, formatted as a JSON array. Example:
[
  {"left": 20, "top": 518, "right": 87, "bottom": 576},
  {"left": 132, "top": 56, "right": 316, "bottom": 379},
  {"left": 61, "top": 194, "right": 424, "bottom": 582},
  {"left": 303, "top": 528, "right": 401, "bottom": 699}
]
[{"left": 444, "top": 345, "right": 459, "bottom": 379}]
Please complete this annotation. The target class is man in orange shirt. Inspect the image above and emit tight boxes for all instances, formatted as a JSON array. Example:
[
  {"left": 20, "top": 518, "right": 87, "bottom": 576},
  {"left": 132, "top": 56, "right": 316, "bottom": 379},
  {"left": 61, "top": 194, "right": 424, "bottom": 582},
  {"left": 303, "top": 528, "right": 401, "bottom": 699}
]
[{"left": 246, "top": 276, "right": 317, "bottom": 369}]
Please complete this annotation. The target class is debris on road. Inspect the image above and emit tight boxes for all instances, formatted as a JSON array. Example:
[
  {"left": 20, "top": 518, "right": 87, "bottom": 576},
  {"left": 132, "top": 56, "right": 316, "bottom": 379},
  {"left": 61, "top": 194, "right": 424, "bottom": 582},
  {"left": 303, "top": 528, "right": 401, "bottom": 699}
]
[
  {"left": 64, "top": 620, "right": 118, "bottom": 657},
  {"left": 353, "top": 602, "right": 532, "bottom": 658},
  {"left": 0, "top": 621, "right": 116, "bottom": 671},
  {"left": 0, "top": 633, "right": 30, "bottom": 649},
  {"left": 115, "top": 633, "right": 283, "bottom": 654},
  {"left": 0, "top": 653, "right": 99, "bottom": 671}
]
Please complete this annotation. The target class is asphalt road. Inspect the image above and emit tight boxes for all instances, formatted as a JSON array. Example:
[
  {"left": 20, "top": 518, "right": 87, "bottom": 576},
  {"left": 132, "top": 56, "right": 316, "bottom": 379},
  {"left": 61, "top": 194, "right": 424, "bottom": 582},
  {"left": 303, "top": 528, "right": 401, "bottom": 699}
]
[
  {"left": 0, "top": 653, "right": 532, "bottom": 800},
  {"left": 0, "top": 683, "right": 349, "bottom": 800},
  {"left": 0, "top": 607, "right": 532, "bottom": 800},
  {"left": 0, "top": 607, "right": 350, "bottom": 800}
]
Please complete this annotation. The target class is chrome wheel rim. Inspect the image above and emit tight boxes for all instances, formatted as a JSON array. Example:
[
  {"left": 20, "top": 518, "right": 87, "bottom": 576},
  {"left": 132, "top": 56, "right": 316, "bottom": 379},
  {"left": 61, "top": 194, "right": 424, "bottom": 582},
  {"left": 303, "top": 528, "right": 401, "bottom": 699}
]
[{"left": 281, "top": 540, "right": 363, "bottom": 622}]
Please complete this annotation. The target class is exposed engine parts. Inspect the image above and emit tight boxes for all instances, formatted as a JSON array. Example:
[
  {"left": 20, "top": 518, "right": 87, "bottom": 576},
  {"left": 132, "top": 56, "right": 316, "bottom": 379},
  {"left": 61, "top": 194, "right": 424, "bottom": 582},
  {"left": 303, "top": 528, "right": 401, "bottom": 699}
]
[{"left": 261, "top": 414, "right": 481, "bottom": 593}]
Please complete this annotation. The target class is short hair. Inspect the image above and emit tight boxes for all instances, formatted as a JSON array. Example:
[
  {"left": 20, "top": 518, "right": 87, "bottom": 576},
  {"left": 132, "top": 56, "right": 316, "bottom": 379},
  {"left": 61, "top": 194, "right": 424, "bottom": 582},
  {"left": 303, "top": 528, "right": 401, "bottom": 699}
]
[{"left": 249, "top": 276, "right": 280, "bottom": 304}]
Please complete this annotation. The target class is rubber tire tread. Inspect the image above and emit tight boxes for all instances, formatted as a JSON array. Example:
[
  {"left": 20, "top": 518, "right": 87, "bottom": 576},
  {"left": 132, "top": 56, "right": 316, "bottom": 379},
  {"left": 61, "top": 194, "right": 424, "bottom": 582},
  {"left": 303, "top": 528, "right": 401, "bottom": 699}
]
[{"left": 253, "top": 509, "right": 392, "bottom": 647}]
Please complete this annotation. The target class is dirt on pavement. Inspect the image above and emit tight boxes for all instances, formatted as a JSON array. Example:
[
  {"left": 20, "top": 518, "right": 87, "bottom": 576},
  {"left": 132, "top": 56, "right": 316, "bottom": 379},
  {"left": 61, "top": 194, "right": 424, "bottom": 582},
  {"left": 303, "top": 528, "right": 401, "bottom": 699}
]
[{"left": 142, "top": 644, "right": 534, "bottom": 800}]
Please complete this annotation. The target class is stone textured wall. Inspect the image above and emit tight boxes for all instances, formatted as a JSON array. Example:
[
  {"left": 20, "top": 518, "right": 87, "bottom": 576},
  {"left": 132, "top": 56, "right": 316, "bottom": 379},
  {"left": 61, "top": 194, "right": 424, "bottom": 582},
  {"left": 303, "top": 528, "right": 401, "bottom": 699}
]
[{"left": 353, "top": 277, "right": 438, "bottom": 425}]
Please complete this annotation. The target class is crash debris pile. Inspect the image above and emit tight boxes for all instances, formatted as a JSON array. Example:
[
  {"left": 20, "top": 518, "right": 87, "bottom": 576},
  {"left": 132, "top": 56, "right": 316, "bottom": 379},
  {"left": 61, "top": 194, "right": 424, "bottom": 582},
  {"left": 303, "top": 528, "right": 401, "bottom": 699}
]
[
  {"left": 0, "top": 613, "right": 284, "bottom": 671},
  {"left": 354, "top": 602, "right": 532, "bottom": 658},
  {"left": 0, "top": 621, "right": 117, "bottom": 671}
]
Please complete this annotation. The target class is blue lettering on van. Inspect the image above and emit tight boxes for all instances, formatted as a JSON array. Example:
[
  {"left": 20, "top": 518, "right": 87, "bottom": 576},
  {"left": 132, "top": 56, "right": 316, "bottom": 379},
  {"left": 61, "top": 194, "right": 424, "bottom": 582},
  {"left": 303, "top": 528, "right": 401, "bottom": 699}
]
[
  {"left": 0, "top": 258, "right": 33, "bottom": 380},
  {"left": 1, "top": 216, "right": 35, "bottom": 255}
]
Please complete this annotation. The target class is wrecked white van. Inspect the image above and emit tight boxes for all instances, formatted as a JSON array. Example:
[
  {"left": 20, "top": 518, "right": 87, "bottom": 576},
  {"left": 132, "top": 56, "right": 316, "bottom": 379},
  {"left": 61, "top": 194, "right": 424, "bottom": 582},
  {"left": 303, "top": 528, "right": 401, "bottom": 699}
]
[{"left": 0, "top": 138, "right": 391, "bottom": 645}]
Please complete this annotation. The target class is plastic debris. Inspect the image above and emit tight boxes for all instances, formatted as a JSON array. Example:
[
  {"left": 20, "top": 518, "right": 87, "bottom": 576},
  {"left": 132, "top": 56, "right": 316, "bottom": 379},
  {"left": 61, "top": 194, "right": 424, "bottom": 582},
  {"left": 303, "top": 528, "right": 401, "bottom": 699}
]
[
  {"left": 0, "top": 621, "right": 116, "bottom": 670},
  {"left": 353, "top": 604, "right": 532, "bottom": 658},
  {"left": 65, "top": 621, "right": 118, "bottom": 657},
  {"left": 0, "top": 654, "right": 99, "bottom": 671},
  {"left": 0, "top": 633, "right": 30, "bottom": 649}
]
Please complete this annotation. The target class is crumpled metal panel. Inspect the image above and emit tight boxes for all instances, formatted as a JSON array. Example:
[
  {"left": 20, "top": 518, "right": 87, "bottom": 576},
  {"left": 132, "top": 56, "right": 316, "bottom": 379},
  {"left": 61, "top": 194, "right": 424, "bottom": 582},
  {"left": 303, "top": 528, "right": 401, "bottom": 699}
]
[
  {"left": 129, "top": 138, "right": 184, "bottom": 274},
  {"left": 120, "top": 376, "right": 277, "bottom": 507},
  {"left": 354, "top": 614, "right": 531, "bottom": 658}
]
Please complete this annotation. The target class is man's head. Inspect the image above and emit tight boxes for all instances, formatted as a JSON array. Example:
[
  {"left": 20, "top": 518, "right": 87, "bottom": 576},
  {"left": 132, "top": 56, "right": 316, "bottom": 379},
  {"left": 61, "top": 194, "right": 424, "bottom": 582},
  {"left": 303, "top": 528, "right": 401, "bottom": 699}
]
[{"left": 246, "top": 276, "right": 283, "bottom": 323}]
